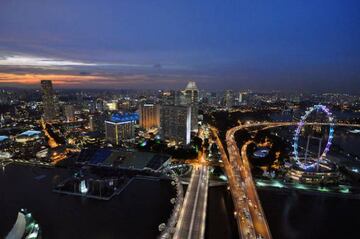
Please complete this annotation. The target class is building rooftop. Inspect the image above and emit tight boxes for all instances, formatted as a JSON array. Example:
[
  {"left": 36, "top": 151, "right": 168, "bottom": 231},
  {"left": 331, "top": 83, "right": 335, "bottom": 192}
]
[
  {"left": 109, "top": 113, "right": 139, "bottom": 123},
  {"left": 253, "top": 147, "right": 270, "bottom": 158},
  {"left": 0, "top": 135, "right": 9, "bottom": 142},
  {"left": 185, "top": 81, "right": 198, "bottom": 91},
  {"left": 78, "top": 148, "right": 170, "bottom": 170},
  {"left": 19, "top": 130, "right": 42, "bottom": 137}
]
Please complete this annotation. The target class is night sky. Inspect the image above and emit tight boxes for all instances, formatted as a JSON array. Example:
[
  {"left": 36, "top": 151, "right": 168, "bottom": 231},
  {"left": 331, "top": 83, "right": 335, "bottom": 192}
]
[{"left": 0, "top": 0, "right": 359, "bottom": 91}]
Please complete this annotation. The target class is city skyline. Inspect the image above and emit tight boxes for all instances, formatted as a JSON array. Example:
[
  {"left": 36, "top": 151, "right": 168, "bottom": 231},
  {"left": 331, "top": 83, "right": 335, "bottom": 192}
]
[
  {"left": 2, "top": 1, "right": 360, "bottom": 239},
  {"left": 1, "top": 1, "right": 360, "bottom": 92},
  {"left": 2, "top": 80, "right": 360, "bottom": 238}
]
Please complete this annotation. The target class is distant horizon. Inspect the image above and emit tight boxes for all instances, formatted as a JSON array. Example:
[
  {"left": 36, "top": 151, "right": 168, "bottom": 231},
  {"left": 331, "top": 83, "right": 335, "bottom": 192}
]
[{"left": 0, "top": 83, "right": 358, "bottom": 95}]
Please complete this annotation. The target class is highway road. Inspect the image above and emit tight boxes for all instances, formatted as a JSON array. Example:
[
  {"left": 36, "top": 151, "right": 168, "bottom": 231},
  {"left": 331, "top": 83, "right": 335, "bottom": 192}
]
[
  {"left": 209, "top": 122, "right": 360, "bottom": 239},
  {"left": 174, "top": 164, "right": 209, "bottom": 239},
  {"left": 0, "top": 158, "right": 53, "bottom": 168},
  {"left": 223, "top": 121, "right": 360, "bottom": 239},
  {"left": 211, "top": 127, "right": 258, "bottom": 239},
  {"left": 227, "top": 135, "right": 272, "bottom": 239},
  {"left": 226, "top": 124, "right": 273, "bottom": 239}
]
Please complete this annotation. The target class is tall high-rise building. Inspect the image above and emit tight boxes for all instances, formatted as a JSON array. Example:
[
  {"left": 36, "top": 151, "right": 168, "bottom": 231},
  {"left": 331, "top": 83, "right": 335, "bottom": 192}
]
[
  {"left": 41, "top": 80, "right": 57, "bottom": 121},
  {"left": 139, "top": 103, "right": 160, "bottom": 130},
  {"left": 184, "top": 81, "right": 199, "bottom": 104},
  {"left": 64, "top": 105, "right": 75, "bottom": 122},
  {"left": 160, "top": 105, "right": 191, "bottom": 144},
  {"left": 183, "top": 81, "right": 199, "bottom": 131},
  {"left": 161, "top": 90, "right": 184, "bottom": 106},
  {"left": 105, "top": 100, "right": 118, "bottom": 111},
  {"left": 224, "top": 90, "right": 235, "bottom": 108},
  {"left": 87, "top": 101, "right": 96, "bottom": 113},
  {"left": 105, "top": 113, "right": 138, "bottom": 145},
  {"left": 89, "top": 113, "right": 106, "bottom": 132},
  {"left": 174, "top": 90, "right": 185, "bottom": 106},
  {"left": 95, "top": 99, "right": 104, "bottom": 112},
  {"left": 238, "top": 92, "right": 243, "bottom": 103}
]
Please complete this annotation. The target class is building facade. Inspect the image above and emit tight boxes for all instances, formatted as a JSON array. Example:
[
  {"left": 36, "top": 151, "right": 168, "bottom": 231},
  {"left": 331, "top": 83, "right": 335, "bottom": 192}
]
[
  {"left": 160, "top": 105, "right": 191, "bottom": 144},
  {"left": 64, "top": 105, "right": 75, "bottom": 122},
  {"left": 105, "top": 113, "right": 138, "bottom": 145},
  {"left": 224, "top": 90, "right": 235, "bottom": 108},
  {"left": 139, "top": 103, "right": 160, "bottom": 130},
  {"left": 89, "top": 113, "right": 106, "bottom": 132},
  {"left": 183, "top": 81, "right": 199, "bottom": 132},
  {"left": 41, "top": 80, "right": 57, "bottom": 121}
]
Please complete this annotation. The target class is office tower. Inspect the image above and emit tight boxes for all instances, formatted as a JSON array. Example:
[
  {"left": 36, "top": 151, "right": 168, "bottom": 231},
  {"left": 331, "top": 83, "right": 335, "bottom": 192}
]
[
  {"left": 161, "top": 90, "right": 183, "bottom": 106},
  {"left": 105, "top": 113, "right": 138, "bottom": 145},
  {"left": 183, "top": 81, "right": 199, "bottom": 131},
  {"left": 41, "top": 80, "right": 57, "bottom": 121},
  {"left": 160, "top": 105, "right": 191, "bottom": 144},
  {"left": 184, "top": 81, "right": 199, "bottom": 104},
  {"left": 238, "top": 92, "right": 243, "bottom": 103},
  {"left": 139, "top": 103, "right": 160, "bottom": 130},
  {"left": 105, "top": 100, "right": 118, "bottom": 111},
  {"left": 174, "top": 90, "right": 185, "bottom": 106},
  {"left": 95, "top": 99, "right": 104, "bottom": 112},
  {"left": 89, "top": 113, "right": 106, "bottom": 132},
  {"left": 224, "top": 90, "right": 235, "bottom": 108},
  {"left": 64, "top": 105, "right": 75, "bottom": 122},
  {"left": 0, "top": 91, "right": 9, "bottom": 104},
  {"left": 160, "top": 91, "right": 172, "bottom": 105},
  {"left": 118, "top": 100, "right": 130, "bottom": 112},
  {"left": 87, "top": 101, "right": 96, "bottom": 113},
  {"left": 207, "top": 92, "right": 218, "bottom": 105}
]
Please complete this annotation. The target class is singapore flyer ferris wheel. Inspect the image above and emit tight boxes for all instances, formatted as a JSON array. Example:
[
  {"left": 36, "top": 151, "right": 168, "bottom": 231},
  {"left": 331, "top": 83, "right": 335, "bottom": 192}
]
[{"left": 292, "top": 104, "right": 335, "bottom": 170}]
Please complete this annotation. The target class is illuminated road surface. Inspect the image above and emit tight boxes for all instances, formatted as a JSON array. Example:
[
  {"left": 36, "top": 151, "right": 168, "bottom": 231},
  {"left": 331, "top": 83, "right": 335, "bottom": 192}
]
[
  {"left": 0, "top": 158, "right": 52, "bottom": 167},
  {"left": 226, "top": 126, "right": 273, "bottom": 239},
  {"left": 228, "top": 137, "right": 272, "bottom": 239},
  {"left": 211, "top": 127, "right": 257, "bottom": 239},
  {"left": 213, "top": 122, "right": 360, "bottom": 239},
  {"left": 174, "top": 165, "right": 209, "bottom": 239}
]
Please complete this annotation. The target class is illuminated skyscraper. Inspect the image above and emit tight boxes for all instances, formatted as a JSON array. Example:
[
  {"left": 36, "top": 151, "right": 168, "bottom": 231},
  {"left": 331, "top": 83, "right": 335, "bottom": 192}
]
[
  {"left": 184, "top": 81, "right": 199, "bottom": 104},
  {"left": 161, "top": 90, "right": 183, "bottom": 106},
  {"left": 105, "top": 100, "right": 118, "bottom": 111},
  {"left": 105, "top": 113, "right": 138, "bottom": 145},
  {"left": 238, "top": 92, "right": 243, "bottom": 103},
  {"left": 224, "top": 90, "right": 235, "bottom": 108},
  {"left": 41, "top": 80, "right": 57, "bottom": 121},
  {"left": 64, "top": 105, "right": 75, "bottom": 122},
  {"left": 95, "top": 99, "right": 104, "bottom": 112},
  {"left": 139, "top": 103, "right": 160, "bottom": 130},
  {"left": 160, "top": 105, "right": 191, "bottom": 144},
  {"left": 237, "top": 92, "right": 248, "bottom": 105},
  {"left": 183, "top": 81, "right": 199, "bottom": 131},
  {"left": 89, "top": 113, "right": 106, "bottom": 132}
]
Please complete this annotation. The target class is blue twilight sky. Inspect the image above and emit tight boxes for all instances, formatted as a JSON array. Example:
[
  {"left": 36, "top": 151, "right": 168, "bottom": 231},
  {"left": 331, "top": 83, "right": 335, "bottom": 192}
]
[{"left": 0, "top": 0, "right": 359, "bottom": 91}]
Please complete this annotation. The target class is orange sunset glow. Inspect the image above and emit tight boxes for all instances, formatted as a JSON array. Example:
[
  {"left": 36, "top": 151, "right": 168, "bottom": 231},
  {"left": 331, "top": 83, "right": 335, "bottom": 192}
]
[
  {"left": 0, "top": 73, "right": 108, "bottom": 86},
  {"left": 0, "top": 72, "right": 180, "bottom": 88}
]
